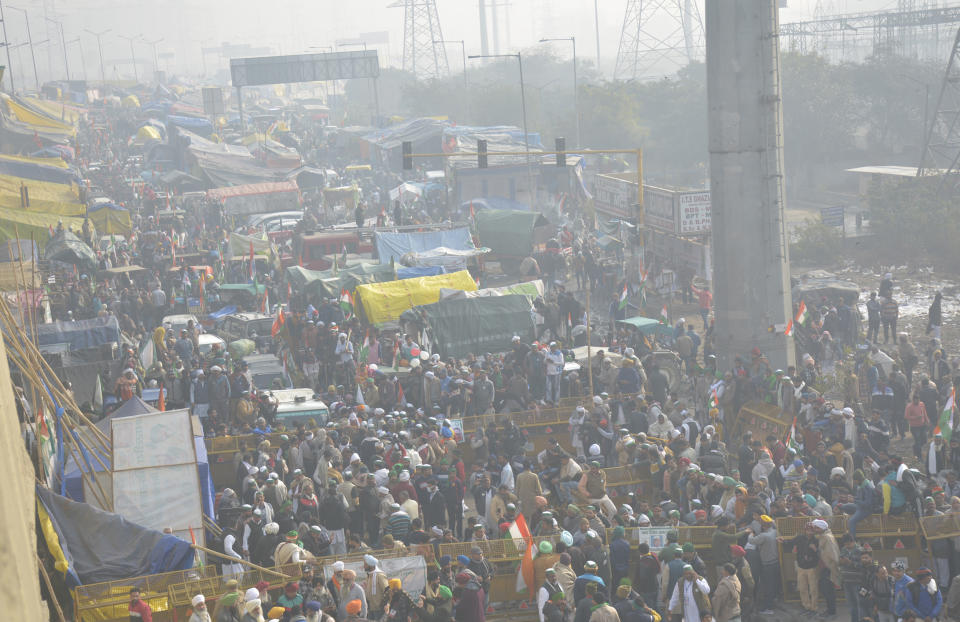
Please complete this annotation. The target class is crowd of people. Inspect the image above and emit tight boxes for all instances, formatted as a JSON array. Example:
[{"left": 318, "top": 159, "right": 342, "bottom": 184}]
[{"left": 43, "top": 89, "right": 960, "bottom": 622}]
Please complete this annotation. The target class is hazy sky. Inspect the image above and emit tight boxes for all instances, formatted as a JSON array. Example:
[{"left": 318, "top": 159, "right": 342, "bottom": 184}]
[{"left": 1, "top": 0, "right": 905, "bottom": 84}]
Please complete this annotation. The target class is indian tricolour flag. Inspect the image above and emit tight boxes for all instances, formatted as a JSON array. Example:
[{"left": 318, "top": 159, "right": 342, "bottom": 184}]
[
  {"left": 509, "top": 513, "right": 536, "bottom": 599},
  {"left": 935, "top": 388, "right": 955, "bottom": 442},
  {"left": 659, "top": 304, "right": 669, "bottom": 324},
  {"left": 618, "top": 283, "right": 629, "bottom": 311},
  {"left": 785, "top": 416, "right": 801, "bottom": 451},
  {"left": 795, "top": 300, "right": 809, "bottom": 325}
]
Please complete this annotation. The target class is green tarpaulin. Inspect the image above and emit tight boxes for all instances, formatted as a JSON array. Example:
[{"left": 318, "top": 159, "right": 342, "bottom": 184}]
[
  {"left": 285, "top": 262, "right": 397, "bottom": 299},
  {"left": 475, "top": 209, "right": 549, "bottom": 256},
  {"left": 616, "top": 315, "right": 673, "bottom": 337},
  {"left": 44, "top": 230, "right": 97, "bottom": 270},
  {"left": 415, "top": 294, "right": 535, "bottom": 359}
]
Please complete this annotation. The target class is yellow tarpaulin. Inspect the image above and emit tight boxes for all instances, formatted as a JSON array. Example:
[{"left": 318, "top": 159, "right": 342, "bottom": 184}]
[
  {"left": 0, "top": 173, "right": 84, "bottom": 216},
  {"left": 228, "top": 232, "right": 272, "bottom": 256},
  {"left": 5, "top": 98, "right": 76, "bottom": 136},
  {"left": 88, "top": 207, "right": 131, "bottom": 235},
  {"left": 356, "top": 269, "right": 478, "bottom": 324},
  {"left": 135, "top": 126, "right": 162, "bottom": 142},
  {"left": 24, "top": 97, "right": 82, "bottom": 125},
  {"left": 0, "top": 154, "right": 69, "bottom": 169},
  {"left": 0, "top": 206, "right": 89, "bottom": 250}
]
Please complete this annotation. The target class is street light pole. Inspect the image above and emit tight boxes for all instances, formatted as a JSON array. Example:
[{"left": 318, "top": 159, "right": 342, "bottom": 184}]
[
  {"left": 0, "top": 0, "right": 15, "bottom": 91},
  {"left": 468, "top": 52, "right": 533, "bottom": 199},
  {"left": 67, "top": 37, "right": 86, "bottom": 80},
  {"left": 540, "top": 36, "right": 580, "bottom": 148},
  {"left": 119, "top": 34, "right": 138, "bottom": 82},
  {"left": 594, "top": 0, "right": 601, "bottom": 70},
  {"left": 8, "top": 6, "right": 37, "bottom": 91},
  {"left": 44, "top": 16, "right": 68, "bottom": 80},
  {"left": 435, "top": 39, "right": 467, "bottom": 88},
  {"left": 338, "top": 41, "right": 378, "bottom": 126},
  {"left": 85, "top": 28, "right": 109, "bottom": 85},
  {"left": 142, "top": 36, "right": 162, "bottom": 77}
]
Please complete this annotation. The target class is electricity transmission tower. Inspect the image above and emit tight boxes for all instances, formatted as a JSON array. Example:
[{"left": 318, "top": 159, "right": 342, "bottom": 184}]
[
  {"left": 918, "top": 26, "right": 960, "bottom": 188},
  {"left": 391, "top": 0, "right": 450, "bottom": 80},
  {"left": 613, "top": 0, "right": 704, "bottom": 80}
]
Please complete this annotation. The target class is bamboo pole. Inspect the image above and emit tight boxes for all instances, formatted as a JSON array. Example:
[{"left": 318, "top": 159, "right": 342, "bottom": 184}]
[
  {"left": 37, "top": 554, "right": 68, "bottom": 622},
  {"left": 191, "top": 544, "right": 292, "bottom": 579},
  {"left": 0, "top": 296, "right": 111, "bottom": 449}
]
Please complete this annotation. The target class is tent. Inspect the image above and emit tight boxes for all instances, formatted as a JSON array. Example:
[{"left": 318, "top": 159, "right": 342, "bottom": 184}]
[
  {"left": 208, "top": 180, "right": 300, "bottom": 216},
  {"left": 133, "top": 125, "right": 162, "bottom": 144},
  {"left": 37, "top": 485, "right": 194, "bottom": 588},
  {"left": 87, "top": 202, "right": 132, "bottom": 235},
  {"left": 61, "top": 396, "right": 215, "bottom": 530},
  {"left": 355, "top": 269, "right": 478, "bottom": 324},
  {"left": 0, "top": 207, "right": 87, "bottom": 249},
  {"left": 438, "top": 279, "right": 543, "bottom": 301},
  {"left": 399, "top": 246, "right": 490, "bottom": 271},
  {"left": 374, "top": 227, "right": 475, "bottom": 263},
  {"left": 414, "top": 294, "right": 535, "bottom": 358},
  {"left": 33, "top": 316, "right": 120, "bottom": 350},
  {"left": 475, "top": 209, "right": 550, "bottom": 256},
  {"left": 44, "top": 230, "right": 97, "bottom": 269},
  {"left": 285, "top": 262, "right": 397, "bottom": 299}
]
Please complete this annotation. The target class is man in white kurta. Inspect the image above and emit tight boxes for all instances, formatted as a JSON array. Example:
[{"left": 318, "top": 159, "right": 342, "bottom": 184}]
[{"left": 669, "top": 565, "right": 712, "bottom": 622}]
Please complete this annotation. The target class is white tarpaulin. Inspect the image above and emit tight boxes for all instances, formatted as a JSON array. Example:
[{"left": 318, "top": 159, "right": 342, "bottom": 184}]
[
  {"left": 111, "top": 409, "right": 205, "bottom": 547},
  {"left": 112, "top": 410, "right": 195, "bottom": 470},
  {"left": 399, "top": 246, "right": 490, "bottom": 270},
  {"left": 324, "top": 556, "right": 427, "bottom": 600},
  {"left": 112, "top": 463, "right": 204, "bottom": 543},
  {"left": 388, "top": 182, "right": 423, "bottom": 201}
]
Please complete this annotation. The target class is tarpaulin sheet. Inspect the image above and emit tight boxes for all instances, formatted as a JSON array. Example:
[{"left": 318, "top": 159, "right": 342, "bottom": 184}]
[
  {"left": 0, "top": 206, "right": 87, "bottom": 249},
  {"left": 363, "top": 117, "right": 450, "bottom": 150},
  {"left": 5, "top": 153, "right": 70, "bottom": 168},
  {"left": 24, "top": 97, "right": 83, "bottom": 125},
  {"left": 228, "top": 232, "right": 272, "bottom": 256},
  {"left": 397, "top": 265, "right": 445, "bottom": 279},
  {"left": 5, "top": 96, "right": 76, "bottom": 134},
  {"left": 438, "top": 279, "right": 543, "bottom": 301},
  {"left": 208, "top": 180, "right": 298, "bottom": 201},
  {"left": 166, "top": 115, "right": 213, "bottom": 135},
  {"left": 32, "top": 316, "right": 120, "bottom": 350},
  {"left": 324, "top": 556, "right": 428, "bottom": 602},
  {"left": 0, "top": 172, "right": 84, "bottom": 215},
  {"left": 44, "top": 230, "right": 97, "bottom": 269},
  {"left": 476, "top": 209, "right": 550, "bottom": 256},
  {"left": 356, "top": 269, "right": 477, "bottom": 324},
  {"left": 0, "top": 154, "right": 76, "bottom": 177},
  {"left": 398, "top": 246, "right": 489, "bottom": 271},
  {"left": 286, "top": 262, "right": 397, "bottom": 299},
  {"left": 87, "top": 203, "right": 131, "bottom": 235},
  {"left": 375, "top": 227, "right": 474, "bottom": 263},
  {"left": 415, "top": 294, "right": 535, "bottom": 358},
  {"left": 37, "top": 486, "right": 193, "bottom": 587}
]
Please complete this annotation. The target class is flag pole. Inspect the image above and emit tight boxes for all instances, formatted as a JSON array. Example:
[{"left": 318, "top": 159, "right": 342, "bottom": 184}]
[{"left": 586, "top": 283, "right": 593, "bottom": 397}]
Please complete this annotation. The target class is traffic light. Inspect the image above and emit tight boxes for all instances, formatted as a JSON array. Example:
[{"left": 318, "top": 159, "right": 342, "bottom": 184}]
[
  {"left": 478, "top": 139, "right": 488, "bottom": 168},
  {"left": 402, "top": 141, "right": 413, "bottom": 170},
  {"left": 555, "top": 137, "right": 566, "bottom": 167}
]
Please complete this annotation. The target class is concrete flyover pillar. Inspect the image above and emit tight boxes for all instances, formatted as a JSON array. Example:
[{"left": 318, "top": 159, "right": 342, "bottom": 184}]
[{"left": 706, "top": 0, "right": 795, "bottom": 370}]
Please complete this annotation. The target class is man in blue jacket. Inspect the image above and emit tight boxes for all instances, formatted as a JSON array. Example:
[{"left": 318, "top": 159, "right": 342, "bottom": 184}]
[
  {"left": 891, "top": 560, "right": 914, "bottom": 615},
  {"left": 901, "top": 567, "right": 942, "bottom": 621}
]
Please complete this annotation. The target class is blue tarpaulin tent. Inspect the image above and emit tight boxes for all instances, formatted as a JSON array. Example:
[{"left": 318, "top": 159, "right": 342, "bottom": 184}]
[
  {"left": 37, "top": 485, "right": 194, "bottom": 587},
  {"left": 374, "top": 227, "right": 475, "bottom": 263}
]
